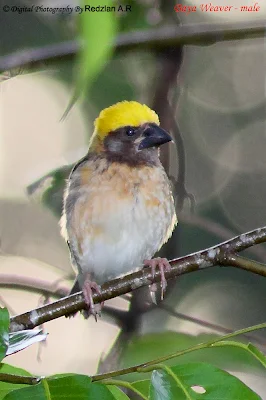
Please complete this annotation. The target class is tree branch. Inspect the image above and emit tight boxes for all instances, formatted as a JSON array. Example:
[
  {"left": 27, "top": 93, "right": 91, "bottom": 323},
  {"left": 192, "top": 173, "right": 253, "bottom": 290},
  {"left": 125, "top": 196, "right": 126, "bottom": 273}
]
[
  {"left": 9, "top": 226, "right": 266, "bottom": 332},
  {"left": 219, "top": 253, "right": 266, "bottom": 277},
  {"left": 4, "top": 266, "right": 265, "bottom": 346},
  {"left": 0, "top": 373, "right": 40, "bottom": 385},
  {"left": 0, "top": 20, "right": 265, "bottom": 72}
]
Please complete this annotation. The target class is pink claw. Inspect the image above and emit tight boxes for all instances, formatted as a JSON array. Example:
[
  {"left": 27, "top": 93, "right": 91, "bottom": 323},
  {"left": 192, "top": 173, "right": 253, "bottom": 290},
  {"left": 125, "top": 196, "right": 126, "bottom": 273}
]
[
  {"left": 83, "top": 279, "right": 103, "bottom": 321},
  {"left": 144, "top": 257, "right": 171, "bottom": 300}
]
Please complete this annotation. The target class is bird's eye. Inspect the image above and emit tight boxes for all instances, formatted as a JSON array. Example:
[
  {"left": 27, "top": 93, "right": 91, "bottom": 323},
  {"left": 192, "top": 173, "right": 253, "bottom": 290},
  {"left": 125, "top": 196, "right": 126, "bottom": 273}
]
[{"left": 126, "top": 127, "right": 136, "bottom": 137}]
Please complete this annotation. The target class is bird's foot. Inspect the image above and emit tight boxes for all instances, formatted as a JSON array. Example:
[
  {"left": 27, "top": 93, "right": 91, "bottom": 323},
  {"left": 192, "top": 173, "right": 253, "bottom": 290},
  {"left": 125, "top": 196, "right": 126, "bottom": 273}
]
[
  {"left": 144, "top": 257, "right": 171, "bottom": 301},
  {"left": 83, "top": 279, "right": 103, "bottom": 321}
]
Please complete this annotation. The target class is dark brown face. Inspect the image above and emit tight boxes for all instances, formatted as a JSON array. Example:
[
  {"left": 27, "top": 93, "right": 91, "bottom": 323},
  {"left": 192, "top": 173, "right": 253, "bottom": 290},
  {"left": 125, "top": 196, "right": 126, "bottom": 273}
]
[{"left": 103, "top": 123, "right": 172, "bottom": 166}]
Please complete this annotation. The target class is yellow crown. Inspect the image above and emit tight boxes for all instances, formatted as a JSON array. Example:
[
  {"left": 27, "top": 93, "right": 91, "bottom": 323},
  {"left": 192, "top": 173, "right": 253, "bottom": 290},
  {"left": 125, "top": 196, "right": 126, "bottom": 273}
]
[{"left": 94, "top": 101, "right": 160, "bottom": 139}]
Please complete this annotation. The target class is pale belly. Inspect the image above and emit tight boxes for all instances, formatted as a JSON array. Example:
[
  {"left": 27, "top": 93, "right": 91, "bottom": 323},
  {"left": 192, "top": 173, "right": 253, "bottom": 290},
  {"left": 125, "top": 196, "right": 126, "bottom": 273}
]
[{"left": 70, "top": 191, "right": 175, "bottom": 284}]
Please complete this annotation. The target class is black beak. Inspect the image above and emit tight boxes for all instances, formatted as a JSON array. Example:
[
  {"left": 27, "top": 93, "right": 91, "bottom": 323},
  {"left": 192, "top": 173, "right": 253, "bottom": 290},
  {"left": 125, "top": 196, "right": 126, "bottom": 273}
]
[{"left": 138, "top": 125, "right": 172, "bottom": 150}]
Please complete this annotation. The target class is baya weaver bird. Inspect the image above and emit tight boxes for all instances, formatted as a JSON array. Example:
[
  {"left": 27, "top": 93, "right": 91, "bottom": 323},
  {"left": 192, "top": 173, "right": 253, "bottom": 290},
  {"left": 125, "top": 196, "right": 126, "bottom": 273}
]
[{"left": 60, "top": 101, "right": 177, "bottom": 316}]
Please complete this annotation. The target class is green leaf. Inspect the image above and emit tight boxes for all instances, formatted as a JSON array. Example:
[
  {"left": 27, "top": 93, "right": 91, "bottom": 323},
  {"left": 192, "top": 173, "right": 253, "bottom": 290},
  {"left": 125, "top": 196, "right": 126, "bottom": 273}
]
[
  {"left": 3, "top": 374, "right": 92, "bottom": 400},
  {"left": 210, "top": 341, "right": 266, "bottom": 369},
  {"left": 132, "top": 380, "right": 150, "bottom": 398},
  {"left": 0, "top": 363, "right": 32, "bottom": 399},
  {"left": 0, "top": 309, "right": 9, "bottom": 362},
  {"left": 247, "top": 343, "right": 266, "bottom": 368},
  {"left": 47, "top": 374, "right": 92, "bottom": 398},
  {"left": 3, "top": 384, "right": 45, "bottom": 400},
  {"left": 150, "top": 369, "right": 188, "bottom": 400},
  {"left": 106, "top": 385, "right": 130, "bottom": 399},
  {"left": 6, "top": 329, "right": 47, "bottom": 356},
  {"left": 64, "top": 0, "right": 117, "bottom": 116},
  {"left": 134, "top": 361, "right": 263, "bottom": 399},
  {"left": 3, "top": 375, "right": 126, "bottom": 400},
  {"left": 168, "top": 362, "right": 261, "bottom": 399},
  {"left": 83, "top": 382, "right": 127, "bottom": 399}
]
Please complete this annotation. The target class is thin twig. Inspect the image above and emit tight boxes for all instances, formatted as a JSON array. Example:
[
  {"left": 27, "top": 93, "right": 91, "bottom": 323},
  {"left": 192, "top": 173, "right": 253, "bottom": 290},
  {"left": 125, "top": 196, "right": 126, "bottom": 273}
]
[
  {"left": 92, "top": 321, "right": 266, "bottom": 381},
  {"left": 0, "top": 373, "right": 41, "bottom": 385},
  {"left": 220, "top": 254, "right": 266, "bottom": 276}
]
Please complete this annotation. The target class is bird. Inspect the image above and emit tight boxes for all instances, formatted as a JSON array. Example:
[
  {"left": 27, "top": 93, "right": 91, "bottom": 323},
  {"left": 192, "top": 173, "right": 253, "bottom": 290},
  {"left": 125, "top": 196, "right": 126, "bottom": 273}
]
[{"left": 60, "top": 101, "right": 177, "bottom": 317}]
